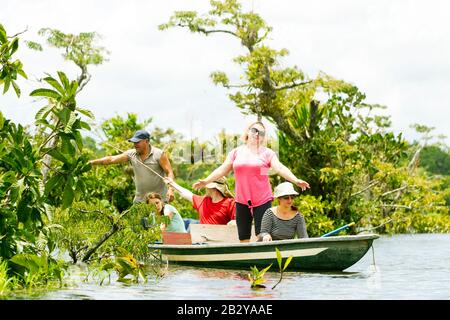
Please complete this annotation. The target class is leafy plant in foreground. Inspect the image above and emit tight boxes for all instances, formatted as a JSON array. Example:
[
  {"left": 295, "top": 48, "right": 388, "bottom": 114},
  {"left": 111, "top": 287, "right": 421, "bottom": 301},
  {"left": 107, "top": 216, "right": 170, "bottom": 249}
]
[
  {"left": 272, "top": 247, "right": 293, "bottom": 289},
  {"left": 247, "top": 247, "right": 294, "bottom": 290},
  {"left": 113, "top": 247, "right": 147, "bottom": 284},
  {"left": 248, "top": 264, "right": 272, "bottom": 289}
]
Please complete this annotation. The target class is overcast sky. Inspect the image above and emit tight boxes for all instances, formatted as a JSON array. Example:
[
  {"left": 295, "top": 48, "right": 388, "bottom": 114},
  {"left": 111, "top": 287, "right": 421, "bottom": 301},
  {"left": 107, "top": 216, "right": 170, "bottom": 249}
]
[{"left": 1, "top": 0, "right": 449, "bottom": 145}]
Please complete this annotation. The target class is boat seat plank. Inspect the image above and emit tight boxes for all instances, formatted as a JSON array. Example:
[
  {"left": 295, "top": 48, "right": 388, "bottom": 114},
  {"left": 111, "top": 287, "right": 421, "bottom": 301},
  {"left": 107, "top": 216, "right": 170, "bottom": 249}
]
[{"left": 190, "top": 224, "right": 258, "bottom": 244}]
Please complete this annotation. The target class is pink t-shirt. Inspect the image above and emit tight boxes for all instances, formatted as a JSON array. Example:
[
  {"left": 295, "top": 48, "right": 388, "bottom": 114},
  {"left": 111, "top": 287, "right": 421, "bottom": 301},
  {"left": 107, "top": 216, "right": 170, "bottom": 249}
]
[{"left": 228, "top": 145, "right": 275, "bottom": 207}]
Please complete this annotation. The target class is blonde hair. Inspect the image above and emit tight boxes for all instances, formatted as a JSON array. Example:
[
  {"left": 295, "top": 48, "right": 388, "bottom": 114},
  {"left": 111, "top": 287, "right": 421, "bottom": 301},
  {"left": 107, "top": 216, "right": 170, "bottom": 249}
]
[{"left": 240, "top": 121, "right": 268, "bottom": 146}]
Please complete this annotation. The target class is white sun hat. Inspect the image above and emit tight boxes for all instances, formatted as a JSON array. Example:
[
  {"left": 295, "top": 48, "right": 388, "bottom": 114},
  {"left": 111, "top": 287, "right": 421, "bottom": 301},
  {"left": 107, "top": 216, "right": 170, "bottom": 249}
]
[{"left": 273, "top": 182, "right": 299, "bottom": 198}]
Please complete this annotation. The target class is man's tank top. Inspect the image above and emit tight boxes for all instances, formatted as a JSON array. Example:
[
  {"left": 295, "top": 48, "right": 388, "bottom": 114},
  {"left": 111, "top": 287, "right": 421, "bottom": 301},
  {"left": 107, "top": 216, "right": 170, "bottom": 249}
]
[{"left": 127, "top": 147, "right": 167, "bottom": 202}]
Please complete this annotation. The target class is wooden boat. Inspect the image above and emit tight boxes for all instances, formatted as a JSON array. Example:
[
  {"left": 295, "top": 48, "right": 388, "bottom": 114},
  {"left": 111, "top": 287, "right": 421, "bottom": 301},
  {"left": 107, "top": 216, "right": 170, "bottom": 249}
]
[{"left": 148, "top": 225, "right": 379, "bottom": 271}]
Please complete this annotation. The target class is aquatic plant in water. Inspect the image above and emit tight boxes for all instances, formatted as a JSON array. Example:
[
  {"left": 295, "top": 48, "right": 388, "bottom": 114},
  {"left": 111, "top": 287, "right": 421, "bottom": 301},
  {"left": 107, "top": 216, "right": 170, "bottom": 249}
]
[
  {"left": 248, "top": 264, "right": 272, "bottom": 289},
  {"left": 247, "top": 247, "right": 294, "bottom": 289},
  {"left": 272, "top": 247, "right": 293, "bottom": 290}
]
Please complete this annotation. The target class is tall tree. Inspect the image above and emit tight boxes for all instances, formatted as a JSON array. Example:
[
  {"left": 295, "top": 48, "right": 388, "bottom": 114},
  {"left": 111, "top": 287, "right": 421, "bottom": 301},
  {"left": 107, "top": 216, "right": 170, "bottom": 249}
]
[
  {"left": 159, "top": 0, "right": 348, "bottom": 143},
  {"left": 29, "top": 29, "right": 109, "bottom": 92},
  {"left": 28, "top": 29, "right": 109, "bottom": 182}
]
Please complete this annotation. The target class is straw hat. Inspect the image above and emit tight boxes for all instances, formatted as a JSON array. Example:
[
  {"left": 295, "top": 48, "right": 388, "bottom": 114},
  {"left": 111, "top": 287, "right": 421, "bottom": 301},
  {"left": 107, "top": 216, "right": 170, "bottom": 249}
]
[
  {"left": 273, "top": 182, "right": 299, "bottom": 198},
  {"left": 205, "top": 177, "right": 234, "bottom": 198}
]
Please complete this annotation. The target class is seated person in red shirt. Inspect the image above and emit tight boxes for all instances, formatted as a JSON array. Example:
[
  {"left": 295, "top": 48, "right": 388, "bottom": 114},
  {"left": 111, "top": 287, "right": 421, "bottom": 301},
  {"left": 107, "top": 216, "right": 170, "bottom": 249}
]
[{"left": 163, "top": 177, "right": 236, "bottom": 230}]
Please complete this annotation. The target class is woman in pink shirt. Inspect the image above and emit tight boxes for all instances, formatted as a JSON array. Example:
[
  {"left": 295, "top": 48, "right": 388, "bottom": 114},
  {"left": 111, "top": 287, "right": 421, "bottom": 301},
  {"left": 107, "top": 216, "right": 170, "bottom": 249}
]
[{"left": 193, "top": 121, "right": 310, "bottom": 242}]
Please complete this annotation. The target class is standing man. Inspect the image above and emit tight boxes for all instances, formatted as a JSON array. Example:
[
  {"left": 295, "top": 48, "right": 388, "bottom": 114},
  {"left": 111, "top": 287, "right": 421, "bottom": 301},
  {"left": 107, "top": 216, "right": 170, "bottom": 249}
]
[{"left": 89, "top": 130, "right": 175, "bottom": 203}]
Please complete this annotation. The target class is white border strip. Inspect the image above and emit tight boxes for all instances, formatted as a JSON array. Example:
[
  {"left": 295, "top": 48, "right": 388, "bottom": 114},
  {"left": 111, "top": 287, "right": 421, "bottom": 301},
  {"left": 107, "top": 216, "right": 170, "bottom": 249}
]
[{"left": 165, "top": 247, "right": 328, "bottom": 262}]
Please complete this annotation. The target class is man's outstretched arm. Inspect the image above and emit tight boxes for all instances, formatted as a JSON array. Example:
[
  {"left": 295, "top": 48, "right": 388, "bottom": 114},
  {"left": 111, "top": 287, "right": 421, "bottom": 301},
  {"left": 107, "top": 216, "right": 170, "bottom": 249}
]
[{"left": 89, "top": 152, "right": 129, "bottom": 165}]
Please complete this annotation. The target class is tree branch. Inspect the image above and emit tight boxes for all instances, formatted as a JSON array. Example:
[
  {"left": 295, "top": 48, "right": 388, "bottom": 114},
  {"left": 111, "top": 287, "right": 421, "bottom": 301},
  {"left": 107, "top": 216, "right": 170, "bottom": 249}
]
[
  {"left": 76, "top": 63, "right": 91, "bottom": 93},
  {"left": 8, "top": 27, "right": 28, "bottom": 39},
  {"left": 351, "top": 179, "right": 381, "bottom": 198},
  {"left": 380, "top": 204, "right": 412, "bottom": 210},
  {"left": 177, "top": 24, "right": 238, "bottom": 38},
  {"left": 264, "top": 109, "right": 304, "bottom": 143},
  {"left": 408, "top": 145, "right": 423, "bottom": 173},
  {"left": 275, "top": 80, "right": 312, "bottom": 91},
  {"left": 82, "top": 224, "right": 120, "bottom": 263},
  {"left": 381, "top": 196, "right": 422, "bottom": 211},
  {"left": 380, "top": 185, "right": 408, "bottom": 198},
  {"left": 74, "top": 209, "right": 105, "bottom": 215},
  {"left": 81, "top": 208, "right": 131, "bottom": 263},
  {"left": 223, "top": 83, "right": 248, "bottom": 89},
  {"left": 356, "top": 219, "right": 393, "bottom": 233}
]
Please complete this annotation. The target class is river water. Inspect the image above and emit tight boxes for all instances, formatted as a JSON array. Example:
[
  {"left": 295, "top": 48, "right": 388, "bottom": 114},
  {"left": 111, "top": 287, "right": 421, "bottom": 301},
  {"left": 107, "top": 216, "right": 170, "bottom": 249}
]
[{"left": 33, "top": 234, "right": 450, "bottom": 300}]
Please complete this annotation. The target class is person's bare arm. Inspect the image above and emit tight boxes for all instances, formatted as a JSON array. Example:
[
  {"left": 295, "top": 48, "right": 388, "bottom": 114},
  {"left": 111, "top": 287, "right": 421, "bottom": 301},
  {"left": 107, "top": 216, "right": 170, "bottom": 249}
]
[
  {"left": 159, "top": 152, "right": 175, "bottom": 180},
  {"left": 270, "top": 155, "right": 310, "bottom": 191},
  {"left": 159, "top": 152, "right": 175, "bottom": 201},
  {"left": 164, "top": 178, "right": 194, "bottom": 203},
  {"left": 89, "top": 152, "right": 129, "bottom": 166},
  {"left": 192, "top": 158, "right": 233, "bottom": 190}
]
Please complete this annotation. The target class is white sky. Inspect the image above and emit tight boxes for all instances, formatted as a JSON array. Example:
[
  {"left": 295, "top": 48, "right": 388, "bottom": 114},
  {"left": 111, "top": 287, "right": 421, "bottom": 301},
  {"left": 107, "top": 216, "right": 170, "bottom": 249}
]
[{"left": 1, "top": 0, "right": 449, "bottom": 145}]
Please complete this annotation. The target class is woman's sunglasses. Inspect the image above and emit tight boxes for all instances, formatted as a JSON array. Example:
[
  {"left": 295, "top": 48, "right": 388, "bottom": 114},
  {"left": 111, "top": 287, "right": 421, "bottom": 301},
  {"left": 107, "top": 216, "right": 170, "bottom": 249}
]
[
  {"left": 250, "top": 127, "right": 265, "bottom": 137},
  {"left": 280, "top": 195, "right": 297, "bottom": 200}
]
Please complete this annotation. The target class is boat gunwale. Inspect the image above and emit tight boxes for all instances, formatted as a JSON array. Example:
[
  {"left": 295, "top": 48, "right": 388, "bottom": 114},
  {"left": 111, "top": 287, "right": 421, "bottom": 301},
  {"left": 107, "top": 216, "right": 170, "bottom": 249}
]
[{"left": 148, "top": 233, "right": 379, "bottom": 250}]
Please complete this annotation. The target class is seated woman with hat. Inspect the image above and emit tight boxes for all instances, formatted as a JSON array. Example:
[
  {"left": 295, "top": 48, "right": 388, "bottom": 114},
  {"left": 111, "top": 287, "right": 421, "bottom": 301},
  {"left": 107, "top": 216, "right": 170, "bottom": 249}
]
[
  {"left": 258, "top": 182, "right": 308, "bottom": 242},
  {"left": 163, "top": 176, "right": 236, "bottom": 230}
]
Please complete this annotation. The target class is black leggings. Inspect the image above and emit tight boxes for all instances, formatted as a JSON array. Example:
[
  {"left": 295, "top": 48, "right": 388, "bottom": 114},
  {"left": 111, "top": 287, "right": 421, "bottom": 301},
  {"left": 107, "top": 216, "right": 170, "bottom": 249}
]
[{"left": 235, "top": 201, "right": 272, "bottom": 241}]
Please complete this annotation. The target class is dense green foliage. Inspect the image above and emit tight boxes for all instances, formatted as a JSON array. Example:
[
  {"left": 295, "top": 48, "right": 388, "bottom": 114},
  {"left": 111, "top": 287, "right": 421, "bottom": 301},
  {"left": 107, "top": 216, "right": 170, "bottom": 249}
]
[
  {"left": 0, "top": 69, "right": 91, "bottom": 293},
  {"left": 161, "top": 0, "right": 450, "bottom": 236},
  {"left": 420, "top": 145, "right": 450, "bottom": 176},
  {"left": 0, "top": 24, "right": 27, "bottom": 97},
  {"left": 0, "top": 26, "right": 149, "bottom": 295}
]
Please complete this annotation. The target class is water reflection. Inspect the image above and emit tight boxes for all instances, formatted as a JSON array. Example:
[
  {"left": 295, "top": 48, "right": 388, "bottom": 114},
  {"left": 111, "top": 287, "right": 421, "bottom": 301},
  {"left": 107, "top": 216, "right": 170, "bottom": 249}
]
[
  {"left": 365, "top": 265, "right": 382, "bottom": 290},
  {"left": 171, "top": 266, "right": 247, "bottom": 280},
  {"left": 301, "top": 270, "right": 365, "bottom": 279},
  {"left": 164, "top": 266, "right": 277, "bottom": 299}
]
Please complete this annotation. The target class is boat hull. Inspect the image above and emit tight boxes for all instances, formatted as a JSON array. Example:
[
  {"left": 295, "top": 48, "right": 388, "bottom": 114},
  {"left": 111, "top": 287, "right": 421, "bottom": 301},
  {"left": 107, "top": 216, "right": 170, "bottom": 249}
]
[{"left": 148, "top": 234, "right": 379, "bottom": 271}]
